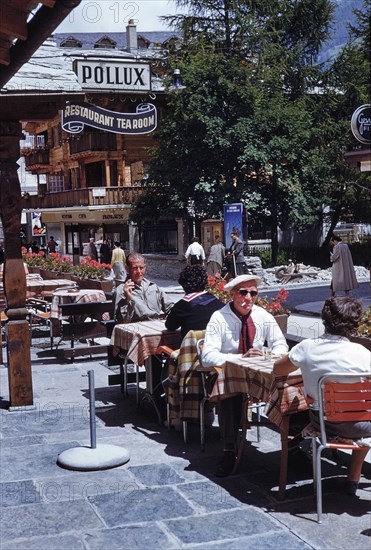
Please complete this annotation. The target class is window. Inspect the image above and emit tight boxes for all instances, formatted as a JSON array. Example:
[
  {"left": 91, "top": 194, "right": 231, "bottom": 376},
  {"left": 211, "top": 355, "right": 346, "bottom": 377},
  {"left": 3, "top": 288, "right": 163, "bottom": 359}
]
[
  {"left": 140, "top": 221, "right": 178, "bottom": 254},
  {"left": 47, "top": 174, "right": 64, "bottom": 193}
]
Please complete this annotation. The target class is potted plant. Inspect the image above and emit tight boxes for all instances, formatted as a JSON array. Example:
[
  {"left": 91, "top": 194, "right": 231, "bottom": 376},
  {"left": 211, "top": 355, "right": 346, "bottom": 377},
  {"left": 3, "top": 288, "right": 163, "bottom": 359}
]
[
  {"left": 41, "top": 252, "right": 73, "bottom": 279},
  {"left": 72, "top": 257, "right": 112, "bottom": 291},
  {"left": 21, "top": 247, "right": 46, "bottom": 273},
  {"left": 257, "top": 288, "right": 290, "bottom": 333},
  {"left": 350, "top": 306, "right": 371, "bottom": 351}
]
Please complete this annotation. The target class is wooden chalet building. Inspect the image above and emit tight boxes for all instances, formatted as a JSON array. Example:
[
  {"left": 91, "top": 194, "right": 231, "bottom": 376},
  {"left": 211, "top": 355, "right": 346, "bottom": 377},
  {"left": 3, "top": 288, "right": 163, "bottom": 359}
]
[{"left": 15, "top": 22, "right": 188, "bottom": 276}]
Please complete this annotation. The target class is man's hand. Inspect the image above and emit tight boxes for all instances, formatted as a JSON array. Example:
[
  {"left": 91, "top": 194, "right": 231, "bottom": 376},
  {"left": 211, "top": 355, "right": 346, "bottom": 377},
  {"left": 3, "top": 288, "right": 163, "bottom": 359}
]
[
  {"left": 123, "top": 279, "right": 135, "bottom": 301},
  {"left": 243, "top": 347, "right": 263, "bottom": 358}
]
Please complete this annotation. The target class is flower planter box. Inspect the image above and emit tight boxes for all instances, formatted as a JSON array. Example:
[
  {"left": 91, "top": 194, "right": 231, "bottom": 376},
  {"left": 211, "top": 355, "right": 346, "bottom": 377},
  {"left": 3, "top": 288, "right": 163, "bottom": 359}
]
[
  {"left": 274, "top": 314, "right": 289, "bottom": 334},
  {"left": 27, "top": 266, "right": 41, "bottom": 274},
  {"left": 39, "top": 269, "right": 61, "bottom": 279},
  {"left": 349, "top": 335, "right": 371, "bottom": 351},
  {"left": 77, "top": 278, "right": 113, "bottom": 292}
]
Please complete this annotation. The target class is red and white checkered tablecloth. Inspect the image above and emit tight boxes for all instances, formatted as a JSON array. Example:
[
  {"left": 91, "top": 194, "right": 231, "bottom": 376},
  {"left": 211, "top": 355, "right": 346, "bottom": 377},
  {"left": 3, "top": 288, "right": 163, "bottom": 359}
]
[
  {"left": 209, "top": 356, "right": 308, "bottom": 430},
  {"left": 51, "top": 289, "right": 107, "bottom": 319},
  {"left": 110, "top": 319, "right": 181, "bottom": 366}
]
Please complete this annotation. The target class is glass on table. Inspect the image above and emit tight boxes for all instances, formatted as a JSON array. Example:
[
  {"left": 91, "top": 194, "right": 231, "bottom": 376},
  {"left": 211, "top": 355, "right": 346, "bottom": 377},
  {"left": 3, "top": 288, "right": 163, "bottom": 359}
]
[{"left": 262, "top": 346, "right": 272, "bottom": 360}]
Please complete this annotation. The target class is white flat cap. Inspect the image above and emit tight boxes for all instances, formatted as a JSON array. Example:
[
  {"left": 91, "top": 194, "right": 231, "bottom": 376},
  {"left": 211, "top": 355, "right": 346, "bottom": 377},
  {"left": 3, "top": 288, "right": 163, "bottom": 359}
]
[{"left": 224, "top": 274, "right": 262, "bottom": 291}]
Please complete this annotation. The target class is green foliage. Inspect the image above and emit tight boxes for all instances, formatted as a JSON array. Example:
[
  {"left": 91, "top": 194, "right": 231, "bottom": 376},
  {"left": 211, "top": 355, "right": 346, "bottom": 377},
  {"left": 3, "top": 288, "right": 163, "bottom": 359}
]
[{"left": 133, "top": 0, "right": 370, "bottom": 260}]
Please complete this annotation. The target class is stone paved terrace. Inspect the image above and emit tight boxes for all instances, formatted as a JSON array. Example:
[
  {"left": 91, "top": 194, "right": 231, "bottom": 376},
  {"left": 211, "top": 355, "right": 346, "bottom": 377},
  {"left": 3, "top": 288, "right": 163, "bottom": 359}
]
[{"left": 1, "top": 313, "right": 370, "bottom": 550}]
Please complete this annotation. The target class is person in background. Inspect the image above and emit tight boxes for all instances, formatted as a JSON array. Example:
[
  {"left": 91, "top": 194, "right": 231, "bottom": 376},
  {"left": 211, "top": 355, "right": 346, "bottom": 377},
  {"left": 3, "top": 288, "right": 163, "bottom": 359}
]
[
  {"left": 100, "top": 238, "right": 112, "bottom": 264},
  {"left": 166, "top": 264, "right": 224, "bottom": 339},
  {"left": 185, "top": 236, "right": 206, "bottom": 266},
  {"left": 202, "top": 274, "right": 288, "bottom": 477},
  {"left": 207, "top": 235, "right": 225, "bottom": 276},
  {"left": 47, "top": 236, "right": 56, "bottom": 254},
  {"left": 329, "top": 235, "right": 358, "bottom": 296},
  {"left": 86, "top": 237, "right": 98, "bottom": 261},
  {"left": 30, "top": 240, "right": 39, "bottom": 253},
  {"left": 111, "top": 241, "right": 127, "bottom": 288},
  {"left": 226, "top": 230, "right": 245, "bottom": 277},
  {"left": 274, "top": 296, "right": 370, "bottom": 495}
]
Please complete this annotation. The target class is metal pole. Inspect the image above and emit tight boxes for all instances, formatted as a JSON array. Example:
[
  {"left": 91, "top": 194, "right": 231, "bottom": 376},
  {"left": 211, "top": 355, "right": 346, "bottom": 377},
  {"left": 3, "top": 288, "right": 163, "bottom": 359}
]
[{"left": 88, "top": 370, "right": 97, "bottom": 449}]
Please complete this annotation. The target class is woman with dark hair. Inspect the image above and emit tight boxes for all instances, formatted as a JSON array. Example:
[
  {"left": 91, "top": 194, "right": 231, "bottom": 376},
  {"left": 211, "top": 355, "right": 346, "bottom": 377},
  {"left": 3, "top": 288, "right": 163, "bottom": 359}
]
[
  {"left": 165, "top": 265, "right": 224, "bottom": 338},
  {"left": 274, "top": 296, "right": 370, "bottom": 495}
]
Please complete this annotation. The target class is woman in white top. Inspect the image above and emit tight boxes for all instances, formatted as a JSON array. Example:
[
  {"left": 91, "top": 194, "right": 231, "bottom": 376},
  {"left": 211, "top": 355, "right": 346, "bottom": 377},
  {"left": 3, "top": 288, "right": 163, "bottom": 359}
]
[{"left": 274, "top": 296, "right": 370, "bottom": 495}]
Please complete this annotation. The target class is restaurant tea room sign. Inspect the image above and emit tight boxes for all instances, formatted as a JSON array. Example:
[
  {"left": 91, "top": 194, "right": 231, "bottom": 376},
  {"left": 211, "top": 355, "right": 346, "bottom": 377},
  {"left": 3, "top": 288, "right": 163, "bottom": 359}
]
[{"left": 62, "top": 102, "right": 157, "bottom": 135}]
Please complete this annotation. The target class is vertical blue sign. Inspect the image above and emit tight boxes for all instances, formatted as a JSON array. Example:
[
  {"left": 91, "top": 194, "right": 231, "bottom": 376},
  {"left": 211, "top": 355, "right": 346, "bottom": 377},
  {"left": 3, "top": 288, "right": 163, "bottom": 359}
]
[{"left": 224, "top": 203, "right": 243, "bottom": 248}]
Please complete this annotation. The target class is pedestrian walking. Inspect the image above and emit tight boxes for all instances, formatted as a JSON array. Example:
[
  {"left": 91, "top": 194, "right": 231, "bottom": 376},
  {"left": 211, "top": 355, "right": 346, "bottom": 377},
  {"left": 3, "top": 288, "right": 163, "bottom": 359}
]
[
  {"left": 47, "top": 235, "right": 56, "bottom": 254},
  {"left": 100, "top": 238, "right": 112, "bottom": 264},
  {"left": 111, "top": 241, "right": 126, "bottom": 286},
  {"left": 226, "top": 229, "right": 245, "bottom": 277},
  {"left": 207, "top": 235, "right": 225, "bottom": 275},
  {"left": 329, "top": 235, "right": 358, "bottom": 296},
  {"left": 86, "top": 237, "right": 98, "bottom": 261},
  {"left": 185, "top": 236, "right": 206, "bottom": 265}
]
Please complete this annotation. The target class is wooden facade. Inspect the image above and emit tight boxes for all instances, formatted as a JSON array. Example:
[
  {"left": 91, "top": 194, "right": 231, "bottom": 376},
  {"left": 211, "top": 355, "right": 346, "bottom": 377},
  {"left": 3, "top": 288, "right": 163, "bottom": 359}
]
[{"left": 0, "top": 0, "right": 84, "bottom": 407}]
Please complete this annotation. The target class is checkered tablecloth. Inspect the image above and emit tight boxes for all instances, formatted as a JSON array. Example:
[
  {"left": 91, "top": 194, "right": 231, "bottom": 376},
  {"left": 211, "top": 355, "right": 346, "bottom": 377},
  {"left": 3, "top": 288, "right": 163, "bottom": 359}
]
[
  {"left": 110, "top": 319, "right": 181, "bottom": 366},
  {"left": 209, "top": 356, "right": 308, "bottom": 430},
  {"left": 51, "top": 289, "right": 107, "bottom": 319}
]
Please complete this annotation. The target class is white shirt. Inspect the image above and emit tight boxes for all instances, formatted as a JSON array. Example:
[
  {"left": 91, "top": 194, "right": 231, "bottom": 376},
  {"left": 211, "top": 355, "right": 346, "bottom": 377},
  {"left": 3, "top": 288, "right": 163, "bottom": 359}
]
[
  {"left": 185, "top": 242, "right": 205, "bottom": 260},
  {"left": 202, "top": 303, "right": 288, "bottom": 367},
  {"left": 289, "top": 334, "right": 370, "bottom": 407}
]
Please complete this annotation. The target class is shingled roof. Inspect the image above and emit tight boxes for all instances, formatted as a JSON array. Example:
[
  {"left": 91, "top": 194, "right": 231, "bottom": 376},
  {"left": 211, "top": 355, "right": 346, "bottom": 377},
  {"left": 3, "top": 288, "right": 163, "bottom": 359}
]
[{"left": 55, "top": 31, "right": 180, "bottom": 51}]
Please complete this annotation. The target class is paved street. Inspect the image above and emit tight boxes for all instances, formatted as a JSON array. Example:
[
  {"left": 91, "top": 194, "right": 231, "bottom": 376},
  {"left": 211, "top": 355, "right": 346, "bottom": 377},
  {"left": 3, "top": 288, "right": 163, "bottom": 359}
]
[{"left": 0, "top": 278, "right": 370, "bottom": 549}]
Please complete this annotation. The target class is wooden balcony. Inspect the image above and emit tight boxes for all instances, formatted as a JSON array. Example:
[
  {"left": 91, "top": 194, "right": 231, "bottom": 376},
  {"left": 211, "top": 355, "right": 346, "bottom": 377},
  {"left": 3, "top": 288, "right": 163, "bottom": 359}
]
[
  {"left": 24, "top": 149, "right": 50, "bottom": 168},
  {"left": 69, "top": 133, "right": 117, "bottom": 156},
  {"left": 23, "top": 186, "right": 144, "bottom": 210}
]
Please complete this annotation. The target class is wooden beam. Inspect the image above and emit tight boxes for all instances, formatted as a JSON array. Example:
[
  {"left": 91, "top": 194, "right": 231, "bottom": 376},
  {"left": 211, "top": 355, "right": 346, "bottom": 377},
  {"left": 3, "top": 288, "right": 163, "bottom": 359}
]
[
  {"left": 0, "top": 120, "right": 33, "bottom": 407},
  {"left": 0, "top": 38, "right": 10, "bottom": 66},
  {"left": 0, "top": 4, "right": 28, "bottom": 41}
]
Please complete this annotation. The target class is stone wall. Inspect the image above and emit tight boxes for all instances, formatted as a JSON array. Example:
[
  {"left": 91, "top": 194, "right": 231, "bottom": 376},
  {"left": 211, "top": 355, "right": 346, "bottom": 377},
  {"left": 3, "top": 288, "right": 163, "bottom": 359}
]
[{"left": 143, "top": 254, "right": 185, "bottom": 280}]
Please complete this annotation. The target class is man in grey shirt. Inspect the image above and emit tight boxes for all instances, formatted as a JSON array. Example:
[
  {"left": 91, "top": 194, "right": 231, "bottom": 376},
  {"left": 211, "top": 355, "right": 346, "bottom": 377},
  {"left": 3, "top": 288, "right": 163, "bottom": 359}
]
[
  {"left": 115, "top": 252, "right": 173, "bottom": 323},
  {"left": 207, "top": 235, "right": 225, "bottom": 275},
  {"left": 114, "top": 252, "right": 174, "bottom": 420}
]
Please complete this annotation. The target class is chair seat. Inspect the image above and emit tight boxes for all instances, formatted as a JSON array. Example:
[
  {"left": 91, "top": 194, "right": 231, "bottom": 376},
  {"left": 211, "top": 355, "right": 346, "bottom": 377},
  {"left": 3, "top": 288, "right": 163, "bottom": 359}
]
[{"left": 302, "top": 422, "right": 371, "bottom": 448}]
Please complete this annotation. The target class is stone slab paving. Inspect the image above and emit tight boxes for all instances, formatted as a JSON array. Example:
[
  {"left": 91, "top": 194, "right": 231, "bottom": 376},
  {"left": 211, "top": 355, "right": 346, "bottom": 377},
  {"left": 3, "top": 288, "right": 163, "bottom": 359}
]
[{"left": 1, "top": 315, "right": 370, "bottom": 550}]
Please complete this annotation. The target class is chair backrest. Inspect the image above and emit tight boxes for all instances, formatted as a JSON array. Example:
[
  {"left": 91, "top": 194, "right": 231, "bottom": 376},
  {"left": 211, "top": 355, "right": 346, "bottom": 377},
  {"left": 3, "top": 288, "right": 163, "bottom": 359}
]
[
  {"left": 196, "top": 338, "right": 205, "bottom": 368},
  {"left": 318, "top": 374, "right": 371, "bottom": 441}
]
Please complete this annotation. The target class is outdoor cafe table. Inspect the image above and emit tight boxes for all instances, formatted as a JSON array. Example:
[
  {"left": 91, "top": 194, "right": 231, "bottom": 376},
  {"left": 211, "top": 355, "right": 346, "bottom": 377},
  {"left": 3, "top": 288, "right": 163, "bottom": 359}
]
[
  {"left": 209, "top": 355, "right": 308, "bottom": 499},
  {"left": 50, "top": 288, "right": 108, "bottom": 337},
  {"left": 26, "top": 275, "right": 74, "bottom": 297},
  {"left": 110, "top": 319, "right": 182, "bottom": 417}
]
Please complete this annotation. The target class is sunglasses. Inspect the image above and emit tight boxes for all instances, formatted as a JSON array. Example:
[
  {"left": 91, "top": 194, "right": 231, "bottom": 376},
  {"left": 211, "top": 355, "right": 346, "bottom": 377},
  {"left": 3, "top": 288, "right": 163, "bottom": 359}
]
[{"left": 238, "top": 289, "right": 258, "bottom": 297}]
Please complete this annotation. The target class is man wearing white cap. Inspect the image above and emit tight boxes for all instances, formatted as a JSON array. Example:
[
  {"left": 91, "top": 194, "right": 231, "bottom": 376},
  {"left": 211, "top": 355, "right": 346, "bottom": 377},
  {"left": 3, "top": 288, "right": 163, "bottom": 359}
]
[{"left": 202, "top": 274, "right": 288, "bottom": 476}]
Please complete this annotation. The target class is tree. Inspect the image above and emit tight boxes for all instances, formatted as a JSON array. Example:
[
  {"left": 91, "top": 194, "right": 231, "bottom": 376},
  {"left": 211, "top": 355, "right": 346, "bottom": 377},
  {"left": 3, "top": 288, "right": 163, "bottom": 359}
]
[{"left": 132, "top": 0, "right": 369, "bottom": 264}]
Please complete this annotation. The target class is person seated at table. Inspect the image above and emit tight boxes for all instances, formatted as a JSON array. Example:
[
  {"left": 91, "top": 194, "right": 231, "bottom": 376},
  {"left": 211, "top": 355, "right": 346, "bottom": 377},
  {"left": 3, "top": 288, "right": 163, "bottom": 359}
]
[
  {"left": 114, "top": 252, "right": 174, "bottom": 419},
  {"left": 273, "top": 296, "right": 370, "bottom": 495},
  {"left": 115, "top": 252, "right": 173, "bottom": 324},
  {"left": 165, "top": 265, "right": 224, "bottom": 339},
  {"left": 202, "top": 274, "right": 289, "bottom": 477}
]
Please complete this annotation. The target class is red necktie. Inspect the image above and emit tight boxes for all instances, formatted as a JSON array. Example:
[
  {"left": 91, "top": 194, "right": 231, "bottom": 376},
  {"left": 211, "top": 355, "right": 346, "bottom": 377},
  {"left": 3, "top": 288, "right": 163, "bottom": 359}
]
[{"left": 238, "top": 315, "right": 256, "bottom": 354}]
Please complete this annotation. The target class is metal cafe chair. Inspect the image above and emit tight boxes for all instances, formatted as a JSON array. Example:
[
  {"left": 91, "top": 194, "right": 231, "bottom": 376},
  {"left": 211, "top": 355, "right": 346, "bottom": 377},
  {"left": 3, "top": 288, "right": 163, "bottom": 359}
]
[{"left": 304, "top": 373, "right": 371, "bottom": 523}]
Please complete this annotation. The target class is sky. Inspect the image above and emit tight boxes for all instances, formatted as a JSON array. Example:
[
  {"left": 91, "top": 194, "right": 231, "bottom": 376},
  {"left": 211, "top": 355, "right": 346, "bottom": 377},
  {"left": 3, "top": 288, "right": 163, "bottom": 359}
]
[{"left": 57, "top": 0, "right": 181, "bottom": 33}]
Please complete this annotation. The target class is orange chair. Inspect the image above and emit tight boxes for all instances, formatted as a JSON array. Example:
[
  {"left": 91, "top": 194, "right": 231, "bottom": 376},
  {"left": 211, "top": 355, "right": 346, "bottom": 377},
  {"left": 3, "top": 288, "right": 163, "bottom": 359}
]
[{"left": 304, "top": 374, "right": 371, "bottom": 523}]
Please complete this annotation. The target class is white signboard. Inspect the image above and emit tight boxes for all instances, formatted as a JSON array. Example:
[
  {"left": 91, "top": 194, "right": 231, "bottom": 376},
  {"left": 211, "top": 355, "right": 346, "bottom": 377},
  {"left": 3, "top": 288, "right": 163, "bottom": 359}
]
[{"left": 74, "top": 60, "right": 151, "bottom": 92}]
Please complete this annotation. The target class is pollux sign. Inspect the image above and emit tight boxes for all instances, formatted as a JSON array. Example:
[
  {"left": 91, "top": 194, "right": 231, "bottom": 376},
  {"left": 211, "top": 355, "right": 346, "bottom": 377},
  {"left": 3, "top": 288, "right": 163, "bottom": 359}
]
[{"left": 73, "top": 60, "right": 151, "bottom": 91}]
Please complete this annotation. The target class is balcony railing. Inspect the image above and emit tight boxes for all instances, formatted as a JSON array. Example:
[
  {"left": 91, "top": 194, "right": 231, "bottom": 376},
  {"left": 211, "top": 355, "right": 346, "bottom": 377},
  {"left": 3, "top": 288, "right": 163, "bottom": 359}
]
[
  {"left": 24, "top": 150, "right": 50, "bottom": 168},
  {"left": 23, "top": 186, "right": 144, "bottom": 210},
  {"left": 69, "top": 133, "right": 117, "bottom": 154}
]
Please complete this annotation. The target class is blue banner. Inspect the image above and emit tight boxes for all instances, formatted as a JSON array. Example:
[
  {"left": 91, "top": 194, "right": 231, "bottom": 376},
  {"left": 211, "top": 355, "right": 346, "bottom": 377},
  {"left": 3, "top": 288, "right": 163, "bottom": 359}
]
[{"left": 223, "top": 203, "right": 243, "bottom": 248}]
